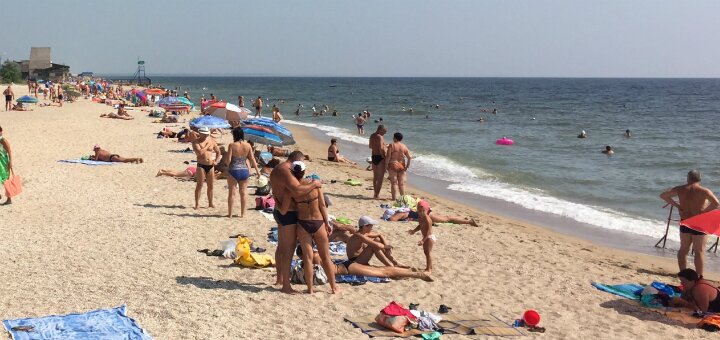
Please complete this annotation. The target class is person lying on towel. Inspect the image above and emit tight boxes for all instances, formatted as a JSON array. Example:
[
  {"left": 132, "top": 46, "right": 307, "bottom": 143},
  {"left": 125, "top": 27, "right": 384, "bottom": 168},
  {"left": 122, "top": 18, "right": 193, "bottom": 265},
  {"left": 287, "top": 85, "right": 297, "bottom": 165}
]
[{"left": 670, "top": 269, "right": 720, "bottom": 313}]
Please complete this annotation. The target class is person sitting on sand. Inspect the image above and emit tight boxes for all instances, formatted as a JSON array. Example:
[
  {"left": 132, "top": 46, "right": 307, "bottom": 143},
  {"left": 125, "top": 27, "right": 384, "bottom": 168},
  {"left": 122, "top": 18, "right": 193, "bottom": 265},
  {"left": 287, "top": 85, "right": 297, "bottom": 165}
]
[
  {"left": 158, "top": 128, "right": 189, "bottom": 139},
  {"left": 346, "top": 216, "right": 405, "bottom": 268},
  {"left": 156, "top": 166, "right": 196, "bottom": 178},
  {"left": 90, "top": 145, "right": 143, "bottom": 163},
  {"left": 578, "top": 130, "right": 588, "bottom": 138},
  {"left": 268, "top": 146, "right": 310, "bottom": 160},
  {"left": 327, "top": 138, "right": 356, "bottom": 165},
  {"left": 159, "top": 111, "right": 181, "bottom": 123},
  {"left": 100, "top": 104, "right": 134, "bottom": 120},
  {"left": 387, "top": 207, "right": 479, "bottom": 227},
  {"left": 407, "top": 200, "right": 434, "bottom": 273},
  {"left": 280, "top": 161, "right": 338, "bottom": 294},
  {"left": 670, "top": 268, "right": 720, "bottom": 313},
  {"left": 602, "top": 145, "right": 614, "bottom": 155}
]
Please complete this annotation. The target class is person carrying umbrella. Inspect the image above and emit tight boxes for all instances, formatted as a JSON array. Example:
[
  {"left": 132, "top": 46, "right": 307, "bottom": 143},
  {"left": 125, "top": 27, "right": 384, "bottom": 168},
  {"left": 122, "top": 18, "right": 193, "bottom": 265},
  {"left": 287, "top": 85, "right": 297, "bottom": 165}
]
[
  {"left": 660, "top": 169, "right": 720, "bottom": 278},
  {"left": 3, "top": 85, "right": 14, "bottom": 111}
]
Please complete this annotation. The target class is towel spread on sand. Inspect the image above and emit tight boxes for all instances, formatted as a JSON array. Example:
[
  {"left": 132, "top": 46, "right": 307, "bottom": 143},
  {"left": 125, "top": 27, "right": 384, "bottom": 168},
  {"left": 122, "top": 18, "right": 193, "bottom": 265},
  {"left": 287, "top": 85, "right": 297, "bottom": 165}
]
[
  {"left": 344, "top": 313, "right": 526, "bottom": 338},
  {"left": 2, "top": 305, "right": 152, "bottom": 340},
  {"left": 58, "top": 159, "right": 117, "bottom": 166},
  {"left": 591, "top": 282, "right": 644, "bottom": 300},
  {"left": 289, "top": 259, "right": 390, "bottom": 284},
  {"left": 329, "top": 242, "right": 347, "bottom": 256}
]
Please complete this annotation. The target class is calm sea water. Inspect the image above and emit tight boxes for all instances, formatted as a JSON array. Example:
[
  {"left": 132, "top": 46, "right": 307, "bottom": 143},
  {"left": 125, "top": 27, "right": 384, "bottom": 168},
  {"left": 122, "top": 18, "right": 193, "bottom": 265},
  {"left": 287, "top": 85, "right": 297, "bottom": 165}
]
[{"left": 147, "top": 76, "right": 720, "bottom": 241}]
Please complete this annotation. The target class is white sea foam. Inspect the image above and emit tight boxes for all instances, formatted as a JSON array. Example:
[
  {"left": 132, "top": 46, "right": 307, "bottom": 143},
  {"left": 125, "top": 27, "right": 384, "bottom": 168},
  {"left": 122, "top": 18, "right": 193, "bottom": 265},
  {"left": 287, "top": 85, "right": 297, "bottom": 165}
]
[{"left": 285, "top": 119, "right": 674, "bottom": 242}]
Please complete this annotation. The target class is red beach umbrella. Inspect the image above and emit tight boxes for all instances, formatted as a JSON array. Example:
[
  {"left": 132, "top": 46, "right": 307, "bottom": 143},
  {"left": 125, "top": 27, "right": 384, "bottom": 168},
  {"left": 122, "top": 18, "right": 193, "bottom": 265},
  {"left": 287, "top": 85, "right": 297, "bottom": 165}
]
[
  {"left": 144, "top": 88, "right": 165, "bottom": 95},
  {"left": 680, "top": 210, "right": 720, "bottom": 236},
  {"left": 206, "top": 102, "right": 251, "bottom": 122}
]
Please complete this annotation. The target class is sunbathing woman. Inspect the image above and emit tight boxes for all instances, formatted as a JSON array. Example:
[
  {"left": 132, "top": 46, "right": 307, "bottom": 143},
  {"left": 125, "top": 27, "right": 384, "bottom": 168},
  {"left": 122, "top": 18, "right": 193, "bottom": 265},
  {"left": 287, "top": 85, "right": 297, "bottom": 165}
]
[
  {"left": 327, "top": 138, "right": 356, "bottom": 165},
  {"left": 387, "top": 208, "right": 479, "bottom": 227},
  {"left": 90, "top": 145, "right": 143, "bottom": 163},
  {"left": 156, "top": 166, "right": 196, "bottom": 178},
  {"left": 671, "top": 268, "right": 720, "bottom": 313},
  {"left": 281, "top": 161, "right": 339, "bottom": 294},
  {"left": 100, "top": 104, "right": 134, "bottom": 120}
]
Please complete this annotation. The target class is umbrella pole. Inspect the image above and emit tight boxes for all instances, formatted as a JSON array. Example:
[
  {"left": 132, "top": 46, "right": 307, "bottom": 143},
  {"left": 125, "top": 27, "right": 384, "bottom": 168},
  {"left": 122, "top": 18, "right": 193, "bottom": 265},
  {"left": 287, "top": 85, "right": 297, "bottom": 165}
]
[
  {"left": 709, "top": 237, "right": 719, "bottom": 253},
  {"left": 655, "top": 205, "right": 673, "bottom": 249}
]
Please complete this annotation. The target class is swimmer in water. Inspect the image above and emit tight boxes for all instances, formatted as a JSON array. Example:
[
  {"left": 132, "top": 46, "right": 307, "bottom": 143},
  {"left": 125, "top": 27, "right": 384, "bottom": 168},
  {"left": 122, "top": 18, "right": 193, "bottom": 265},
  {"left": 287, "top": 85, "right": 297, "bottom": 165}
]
[
  {"left": 625, "top": 129, "right": 631, "bottom": 138},
  {"left": 602, "top": 145, "right": 614, "bottom": 155},
  {"left": 478, "top": 117, "right": 485, "bottom": 122},
  {"left": 578, "top": 130, "right": 588, "bottom": 139}
]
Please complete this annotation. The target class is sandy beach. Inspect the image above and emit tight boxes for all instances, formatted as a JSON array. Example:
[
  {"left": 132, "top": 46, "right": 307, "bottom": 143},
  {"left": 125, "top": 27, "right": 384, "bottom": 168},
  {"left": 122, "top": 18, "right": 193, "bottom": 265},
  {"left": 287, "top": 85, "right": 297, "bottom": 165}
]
[{"left": 0, "top": 83, "right": 716, "bottom": 339}]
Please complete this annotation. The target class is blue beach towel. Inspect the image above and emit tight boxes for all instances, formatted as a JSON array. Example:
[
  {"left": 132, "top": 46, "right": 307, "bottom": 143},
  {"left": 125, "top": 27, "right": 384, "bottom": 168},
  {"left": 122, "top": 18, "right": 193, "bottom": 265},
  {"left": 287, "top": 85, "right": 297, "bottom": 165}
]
[
  {"left": 58, "top": 159, "right": 117, "bottom": 166},
  {"left": 2, "top": 305, "right": 152, "bottom": 340},
  {"left": 591, "top": 282, "right": 644, "bottom": 300},
  {"left": 329, "top": 242, "right": 346, "bottom": 256},
  {"left": 336, "top": 275, "right": 391, "bottom": 284}
]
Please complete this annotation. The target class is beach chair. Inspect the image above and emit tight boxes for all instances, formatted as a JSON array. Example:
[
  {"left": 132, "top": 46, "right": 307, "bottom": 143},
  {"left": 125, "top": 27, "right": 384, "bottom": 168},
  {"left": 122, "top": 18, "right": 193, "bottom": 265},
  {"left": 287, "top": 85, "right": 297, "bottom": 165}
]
[{"left": 655, "top": 204, "right": 719, "bottom": 253}]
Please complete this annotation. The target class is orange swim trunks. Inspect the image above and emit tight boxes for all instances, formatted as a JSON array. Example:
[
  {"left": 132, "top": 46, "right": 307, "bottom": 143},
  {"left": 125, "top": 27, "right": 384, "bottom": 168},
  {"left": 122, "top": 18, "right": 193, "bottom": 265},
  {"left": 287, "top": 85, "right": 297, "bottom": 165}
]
[{"left": 388, "top": 161, "right": 405, "bottom": 172}]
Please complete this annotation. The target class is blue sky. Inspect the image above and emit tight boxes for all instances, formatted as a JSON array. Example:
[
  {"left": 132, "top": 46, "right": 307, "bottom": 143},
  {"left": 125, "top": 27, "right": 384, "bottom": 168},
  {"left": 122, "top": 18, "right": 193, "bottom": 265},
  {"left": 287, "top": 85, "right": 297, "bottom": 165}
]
[{"left": 1, "top": 0, "right": 718, "bottom": 77}]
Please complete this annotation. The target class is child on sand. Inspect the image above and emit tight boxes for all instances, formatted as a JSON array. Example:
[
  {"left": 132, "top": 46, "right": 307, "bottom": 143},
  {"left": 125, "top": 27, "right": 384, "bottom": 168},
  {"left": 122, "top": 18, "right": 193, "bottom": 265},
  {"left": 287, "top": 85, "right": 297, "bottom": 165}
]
[{"left": 408, "top": 200, "right": 434, "bottom": 273}]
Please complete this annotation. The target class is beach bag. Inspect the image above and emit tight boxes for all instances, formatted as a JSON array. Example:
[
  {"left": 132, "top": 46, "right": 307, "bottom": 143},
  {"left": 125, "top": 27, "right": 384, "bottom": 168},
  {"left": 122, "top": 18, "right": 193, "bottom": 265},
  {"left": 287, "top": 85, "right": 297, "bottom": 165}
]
[
  {"left": 3, "top": 170, "right": 22, "bottom": 198},
  {"left": 375, "top": 312, "right": 410, "bottom": 333},
  {"left": 255, "top": 183, "right": 271, "bottom": 196},
  {"left": 255, "top": 195, "right": 275, "bottom": 210},
  {"left": 290, "top": 260, "right": 328, "bottom": 285}
]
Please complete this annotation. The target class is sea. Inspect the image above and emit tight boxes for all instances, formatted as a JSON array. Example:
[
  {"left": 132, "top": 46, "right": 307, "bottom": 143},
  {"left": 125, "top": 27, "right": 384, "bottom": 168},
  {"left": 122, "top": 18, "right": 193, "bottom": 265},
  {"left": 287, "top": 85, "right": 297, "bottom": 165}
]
[{"left": 145, "top": 76, "right": 720, "bottom": 258}]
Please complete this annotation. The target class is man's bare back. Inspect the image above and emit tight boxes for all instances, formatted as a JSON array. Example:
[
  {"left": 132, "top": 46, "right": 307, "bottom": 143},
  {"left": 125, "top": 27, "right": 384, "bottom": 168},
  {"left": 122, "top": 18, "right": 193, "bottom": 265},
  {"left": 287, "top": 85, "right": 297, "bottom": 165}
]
[
  {"left": 387, "top": 142, "right": 409, "bottom": 166},
  {"left": 270, "top": 162, "right": 296, "bottom": 214},
  {"left": 369, "top": 132, "right": 385, "bottom": 156},
  {"left": 669, "top": 184, "right": 717, "bottom": 219}
]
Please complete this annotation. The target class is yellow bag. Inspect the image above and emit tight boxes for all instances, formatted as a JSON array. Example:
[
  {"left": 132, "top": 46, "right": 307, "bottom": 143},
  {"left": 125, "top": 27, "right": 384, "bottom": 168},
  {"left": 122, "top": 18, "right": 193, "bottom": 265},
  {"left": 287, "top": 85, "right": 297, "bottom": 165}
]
[{"left": 234, "top": 237, "right": 275, "bottom": 268}]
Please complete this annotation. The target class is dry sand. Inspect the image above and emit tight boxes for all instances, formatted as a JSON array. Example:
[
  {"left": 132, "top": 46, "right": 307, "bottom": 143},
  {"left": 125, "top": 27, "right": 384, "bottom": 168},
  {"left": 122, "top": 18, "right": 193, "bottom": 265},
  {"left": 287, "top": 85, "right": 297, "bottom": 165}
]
[{"left": 0, "top": 84, "right": 715, "bottom": 339}]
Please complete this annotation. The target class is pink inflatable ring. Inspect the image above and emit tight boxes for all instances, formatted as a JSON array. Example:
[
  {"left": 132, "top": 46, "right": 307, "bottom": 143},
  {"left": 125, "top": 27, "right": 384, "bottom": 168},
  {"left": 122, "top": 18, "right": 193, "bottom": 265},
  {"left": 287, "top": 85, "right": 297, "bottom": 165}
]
[{"left": 496, "top": 137, "right": 514, "bottom": 145}]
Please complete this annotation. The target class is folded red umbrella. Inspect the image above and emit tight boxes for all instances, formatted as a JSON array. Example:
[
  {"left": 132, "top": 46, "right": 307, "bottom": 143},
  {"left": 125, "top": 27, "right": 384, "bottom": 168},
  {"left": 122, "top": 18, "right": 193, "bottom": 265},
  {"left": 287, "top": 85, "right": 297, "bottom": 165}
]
[{"left": 680, "top": 210, "right": 720, "bottom": 236}]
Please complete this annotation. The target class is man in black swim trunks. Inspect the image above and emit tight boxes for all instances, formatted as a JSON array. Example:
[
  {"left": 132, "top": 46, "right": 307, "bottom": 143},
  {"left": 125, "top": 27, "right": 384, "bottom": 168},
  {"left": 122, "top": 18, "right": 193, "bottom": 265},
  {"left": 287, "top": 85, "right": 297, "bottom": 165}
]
[
  {"left": 661, "top": 170, "right": 720, "bottom": 278},
  {"left": 192, "top": 126, "right": 222, "bottom": 210},
  {"left": 3, "top": 86, "right": 14, "bottom": 111},
  {"left": 369, "top": 125, "right": 387, "bottom": 199},
  {"left": 269, "top": 151, "right": 321, "bottom": 294}
]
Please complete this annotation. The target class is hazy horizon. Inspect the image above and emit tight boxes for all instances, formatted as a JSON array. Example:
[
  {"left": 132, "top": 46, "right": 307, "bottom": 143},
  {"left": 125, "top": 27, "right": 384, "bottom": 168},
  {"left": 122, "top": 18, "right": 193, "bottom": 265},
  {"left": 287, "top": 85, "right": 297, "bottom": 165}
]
[{"left": 1, "top": 0, "right": 718, "bottom": 78}]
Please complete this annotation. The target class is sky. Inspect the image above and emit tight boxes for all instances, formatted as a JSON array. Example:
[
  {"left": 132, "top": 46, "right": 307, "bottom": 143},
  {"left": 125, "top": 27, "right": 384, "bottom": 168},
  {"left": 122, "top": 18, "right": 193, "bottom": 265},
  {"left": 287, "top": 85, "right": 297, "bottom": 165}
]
[{"left": 1, "top": 0, "right": 718, "bottom": 77}]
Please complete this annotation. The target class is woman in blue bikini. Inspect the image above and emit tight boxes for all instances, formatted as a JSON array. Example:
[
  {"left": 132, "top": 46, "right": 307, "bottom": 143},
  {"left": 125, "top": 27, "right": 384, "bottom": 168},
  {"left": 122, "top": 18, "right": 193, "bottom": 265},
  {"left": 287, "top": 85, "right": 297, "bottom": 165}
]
[{"left": 224, "top": 127, "right": 260, "bottom": 218}]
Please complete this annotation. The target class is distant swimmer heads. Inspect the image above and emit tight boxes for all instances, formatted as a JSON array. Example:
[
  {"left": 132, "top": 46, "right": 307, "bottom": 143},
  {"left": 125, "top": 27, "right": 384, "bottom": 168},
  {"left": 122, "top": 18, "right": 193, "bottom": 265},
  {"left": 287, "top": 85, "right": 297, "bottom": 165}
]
[
  {"left": 602, "top": 145, "right": 614, "bottom": 155},
  {"left": 578, "top": 130, "right": 588, "bottom": 139}
]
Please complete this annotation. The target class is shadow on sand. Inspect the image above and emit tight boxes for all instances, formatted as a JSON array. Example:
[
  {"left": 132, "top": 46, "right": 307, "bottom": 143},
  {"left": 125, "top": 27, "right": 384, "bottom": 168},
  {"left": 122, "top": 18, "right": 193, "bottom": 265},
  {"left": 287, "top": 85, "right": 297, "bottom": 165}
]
[
  {"left": 162, "top": 212, "right": 228, "bottom": 218},
  {"left": 135, "top": 203, "right": 187, "bottom": 209},
  {"left": 175, "top": 276, "right": 274, "bottom": 293},
  {"left": 599, "top": 299, "right": 688, "bottom": 327}
]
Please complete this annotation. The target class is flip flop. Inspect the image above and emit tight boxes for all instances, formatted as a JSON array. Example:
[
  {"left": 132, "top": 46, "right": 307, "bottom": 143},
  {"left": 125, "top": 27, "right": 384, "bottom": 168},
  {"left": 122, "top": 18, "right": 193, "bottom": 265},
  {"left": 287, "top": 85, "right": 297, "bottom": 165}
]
[
  {"left": 408, "top": 303, "right": 420, "bottom": 310},
  {"left": 438, "top": 304, "right": 452, "bottom": 314}
]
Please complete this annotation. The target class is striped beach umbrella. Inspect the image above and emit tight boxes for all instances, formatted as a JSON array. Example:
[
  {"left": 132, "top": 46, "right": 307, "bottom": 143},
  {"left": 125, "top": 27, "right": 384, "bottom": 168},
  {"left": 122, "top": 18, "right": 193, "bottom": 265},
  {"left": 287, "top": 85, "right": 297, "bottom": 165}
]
[
  {"left": 242, "top": 127, "right": 284, "bottom": 146},
  {"left": 206, "top": 102, "right": 251, "bottom": 122},
  {"left": 243, "top": 118, "right": 295, "bottom": 145},
  {"left": 190, "top": 115, "right": 231, "bottom": 130}
]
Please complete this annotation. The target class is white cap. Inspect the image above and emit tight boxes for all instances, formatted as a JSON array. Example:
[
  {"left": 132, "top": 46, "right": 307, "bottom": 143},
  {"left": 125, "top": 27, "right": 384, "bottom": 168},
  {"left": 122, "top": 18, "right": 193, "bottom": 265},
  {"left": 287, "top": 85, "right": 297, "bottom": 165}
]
[
  {"left": 291, "top": 161, "right": 306, "bottom": 173},
  {"left": 198, "top": 126, "right": 210, "bottom": 135},
  {"left": 358, "top": 216, "right": 379, "bottom": 227}
]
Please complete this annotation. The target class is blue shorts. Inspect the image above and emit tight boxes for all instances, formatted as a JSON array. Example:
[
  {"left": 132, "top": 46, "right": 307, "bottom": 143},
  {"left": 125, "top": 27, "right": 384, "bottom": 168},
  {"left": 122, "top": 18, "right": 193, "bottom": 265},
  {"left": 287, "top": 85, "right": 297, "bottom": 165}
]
[{"left": 229, "top": 168, "right": 250, "bottom": 181}]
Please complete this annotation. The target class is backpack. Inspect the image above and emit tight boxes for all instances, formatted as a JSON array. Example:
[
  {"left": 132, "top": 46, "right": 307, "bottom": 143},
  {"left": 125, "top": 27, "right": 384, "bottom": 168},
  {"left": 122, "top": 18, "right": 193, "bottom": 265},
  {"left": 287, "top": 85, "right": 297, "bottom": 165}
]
[
  {"left": 255, "top": 183, "right": 271, "bottom": 196},
  {"left": 290, "top": 260, "right": 328, "bottom": 285},
  {"left": 255, "top": 195, "right": 275, "bottom": 210}
]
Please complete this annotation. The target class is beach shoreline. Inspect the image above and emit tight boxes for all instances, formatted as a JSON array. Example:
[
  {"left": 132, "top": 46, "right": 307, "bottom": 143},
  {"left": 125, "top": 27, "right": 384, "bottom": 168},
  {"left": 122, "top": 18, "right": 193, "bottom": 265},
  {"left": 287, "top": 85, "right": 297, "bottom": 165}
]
[
  {"left": 284, "top": 121, "right": 720, "bottom": 275},
  {"left": 0, "top": 83, "right": 715, "bottom": 339}
]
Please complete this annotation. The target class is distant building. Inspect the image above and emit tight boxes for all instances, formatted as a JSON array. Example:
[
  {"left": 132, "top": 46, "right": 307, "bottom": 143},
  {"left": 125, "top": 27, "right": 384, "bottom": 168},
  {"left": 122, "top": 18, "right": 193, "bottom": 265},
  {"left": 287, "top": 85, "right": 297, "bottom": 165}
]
[
  {"left": 79, "top": 72, "right": 94, "bottom": 78},
  {"left": 18, "top": 47, "right": 70, "bottom": 82}
]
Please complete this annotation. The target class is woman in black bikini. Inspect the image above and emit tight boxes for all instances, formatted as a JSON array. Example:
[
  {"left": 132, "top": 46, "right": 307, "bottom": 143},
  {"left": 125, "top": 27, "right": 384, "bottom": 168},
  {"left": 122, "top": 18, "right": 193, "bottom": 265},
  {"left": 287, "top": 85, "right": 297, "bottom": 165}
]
[
  {"left": 671, "top": 268, "right": 720, "bottom": 313},
  {"left": 283, "top": 161, "right": 339, "bottom": 294}
]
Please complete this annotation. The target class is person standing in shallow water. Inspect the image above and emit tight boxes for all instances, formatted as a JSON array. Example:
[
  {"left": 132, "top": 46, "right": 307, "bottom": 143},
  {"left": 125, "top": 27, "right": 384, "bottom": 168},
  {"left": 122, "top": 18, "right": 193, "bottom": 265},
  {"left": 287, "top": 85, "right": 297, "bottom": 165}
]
[
  {"left": 660, "top": 170, "right": 719, "bottom": 278},
  {"left": 253, "top": 96, "right": 263, "bottom": 118}
]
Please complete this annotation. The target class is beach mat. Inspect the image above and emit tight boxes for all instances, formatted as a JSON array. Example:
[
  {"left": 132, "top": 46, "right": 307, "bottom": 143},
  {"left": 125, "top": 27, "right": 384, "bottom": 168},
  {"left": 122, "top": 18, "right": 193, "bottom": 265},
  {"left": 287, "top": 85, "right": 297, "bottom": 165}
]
[
  {"left": 344, "top": 313, "right": 525, "bottom": 338},
  {"left": 336, "top": 275, "right": 390, "bottom": 284},
  {"left": 591, "top": 282, "right": 643, "bottom": 300},
  {"left": 2, "top": 305, "right": 152, "bottom": 340},
  {"left": 58, "top": 159, "right": 117, "bottom": 166}
]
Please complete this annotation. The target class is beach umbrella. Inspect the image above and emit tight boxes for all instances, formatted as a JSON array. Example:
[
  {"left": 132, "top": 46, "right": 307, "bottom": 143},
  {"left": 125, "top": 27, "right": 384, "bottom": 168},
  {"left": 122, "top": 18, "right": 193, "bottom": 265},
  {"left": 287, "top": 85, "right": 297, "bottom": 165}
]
[
  {"left": 189, "top": 115, "right": 231, "bottom": 130},
  {"left": 157, "top": 96, "right": 194, "bottom": 109},
  {"left": 16, "top": 95, "right": 38, "bottom": 104},
  {"left": 680, "top": 210, "right": 720, "bottom": 236},
  {"left": 144, "top": 88, "right": 165, "bottom": 95},
  {"left": 242, "top": 127, "right": 284, "bottom": 146},
  {"left": 242, "top": 118, "right": 295, "bottom": 145},
  {"left": 206, "top": 102, "right": 250, "bottom": 122}
]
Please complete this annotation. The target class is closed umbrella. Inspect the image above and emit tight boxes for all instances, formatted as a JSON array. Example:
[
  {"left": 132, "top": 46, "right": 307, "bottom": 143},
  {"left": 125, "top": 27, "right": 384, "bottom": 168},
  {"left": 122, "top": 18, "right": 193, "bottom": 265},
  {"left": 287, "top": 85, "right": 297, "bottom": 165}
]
[
  {"left": 189, "top": 115, "right": 231, "bottom": 130},
  {"left": 16, "top": 95, "right": 38, "bottom": 104},
  {"left": 243, "top": 118, "right": 295, "bottom": 145},
  {"left": 206, "top": 102, "right": 250, "bottom": 122}
]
